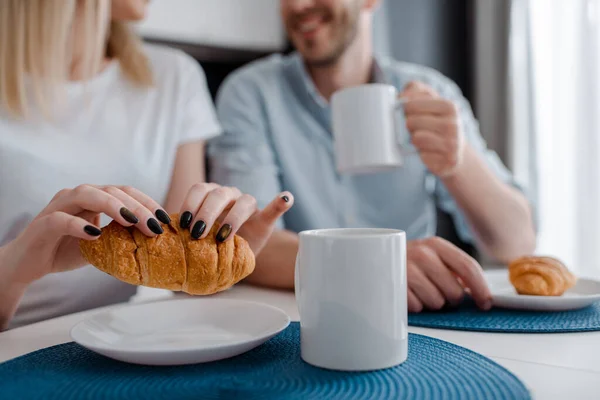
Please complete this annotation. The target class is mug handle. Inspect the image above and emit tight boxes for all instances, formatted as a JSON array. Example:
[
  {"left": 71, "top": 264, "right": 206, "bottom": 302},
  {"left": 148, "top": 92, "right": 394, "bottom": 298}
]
[{"left": 394, "top": 97, "right": 418, "bottom": 155}]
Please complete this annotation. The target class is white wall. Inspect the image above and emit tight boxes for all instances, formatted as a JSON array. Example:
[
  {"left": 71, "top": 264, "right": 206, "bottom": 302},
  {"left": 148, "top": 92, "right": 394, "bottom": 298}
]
[{"left": 137, "top": 0, "right": 286, "bottom": 51}]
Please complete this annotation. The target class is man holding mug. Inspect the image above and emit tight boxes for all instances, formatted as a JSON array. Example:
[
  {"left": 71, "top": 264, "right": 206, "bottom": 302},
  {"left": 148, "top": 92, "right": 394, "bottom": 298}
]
[{"left": 208, "top": 0, "right": 536, "bottom": 312}]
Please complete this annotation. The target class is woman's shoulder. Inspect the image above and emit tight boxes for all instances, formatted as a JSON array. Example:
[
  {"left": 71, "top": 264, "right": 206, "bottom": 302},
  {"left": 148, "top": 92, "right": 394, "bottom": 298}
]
[{"left": 142, "top": 43, "right": 207, "bottom": 85}]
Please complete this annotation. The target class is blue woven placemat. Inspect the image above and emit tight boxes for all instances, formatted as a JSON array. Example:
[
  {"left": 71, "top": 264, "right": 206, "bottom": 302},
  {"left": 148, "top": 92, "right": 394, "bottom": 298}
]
[
  {"left": 0, "top": 322, "right": 529, "bottom": 400},
  {"left": 408, "top": 299, "right": 600, "bottom": 333}
]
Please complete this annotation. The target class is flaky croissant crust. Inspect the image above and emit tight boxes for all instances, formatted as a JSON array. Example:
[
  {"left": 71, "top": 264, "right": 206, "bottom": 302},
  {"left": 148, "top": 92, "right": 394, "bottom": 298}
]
[
  {"left": 508, "top": 256, "right": 576, "bottom": 296},
  {"left": 79, "top": 214, "right": 255, "bottom": 295}
]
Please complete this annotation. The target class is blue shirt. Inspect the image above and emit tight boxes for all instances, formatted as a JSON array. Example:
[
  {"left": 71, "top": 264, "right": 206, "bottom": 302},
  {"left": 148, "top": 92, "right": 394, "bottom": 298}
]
[{"left": 208, "top": 52, "right": 527, "bottom": 244}]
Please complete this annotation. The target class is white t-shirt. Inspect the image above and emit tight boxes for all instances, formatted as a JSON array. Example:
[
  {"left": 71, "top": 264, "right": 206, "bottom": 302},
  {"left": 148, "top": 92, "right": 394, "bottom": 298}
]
[{"left": 0, "top": 44, "right": 221, "bottom": 329}]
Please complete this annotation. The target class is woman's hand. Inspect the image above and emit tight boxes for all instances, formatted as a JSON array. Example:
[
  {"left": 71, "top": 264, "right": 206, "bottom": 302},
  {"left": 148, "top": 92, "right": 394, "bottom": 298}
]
[
  {"left": 178, "top": 183, "right": 294, "bottom": 255},
  {"left": 3, "top": 182, "right": 292, "bottom": 288},
  {"left": 4, "top": 184, "right": 172, "bottom": 286}
]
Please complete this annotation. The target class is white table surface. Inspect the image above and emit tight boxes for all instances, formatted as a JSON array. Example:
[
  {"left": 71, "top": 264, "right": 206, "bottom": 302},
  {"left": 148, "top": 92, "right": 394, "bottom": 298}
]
[{"left": 1, "top": 284, "right": 600, "bottom": 400}]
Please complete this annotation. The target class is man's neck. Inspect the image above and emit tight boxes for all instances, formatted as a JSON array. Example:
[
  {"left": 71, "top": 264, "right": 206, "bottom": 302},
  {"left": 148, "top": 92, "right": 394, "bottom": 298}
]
[{"left": 307, "top": 31, "right": 374, "bottom": 101}]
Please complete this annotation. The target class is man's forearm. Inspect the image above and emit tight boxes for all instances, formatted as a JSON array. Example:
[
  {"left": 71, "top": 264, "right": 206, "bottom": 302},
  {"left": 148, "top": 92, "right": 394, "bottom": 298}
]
[
  {"left": 442, "top": 145, "right": 536, "bottom": 262},
  {"left": 245, "top": 229, "right": 298, "bottom": 290}
]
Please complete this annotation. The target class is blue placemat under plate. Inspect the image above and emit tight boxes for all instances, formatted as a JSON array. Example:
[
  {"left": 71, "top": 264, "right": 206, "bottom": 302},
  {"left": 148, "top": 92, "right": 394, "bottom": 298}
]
[
  {"left": 408, "top": 299, "right": 600, "bottom": 333},
  {"left": 0, "top": 322, "right": 529, "bottom": 400}
]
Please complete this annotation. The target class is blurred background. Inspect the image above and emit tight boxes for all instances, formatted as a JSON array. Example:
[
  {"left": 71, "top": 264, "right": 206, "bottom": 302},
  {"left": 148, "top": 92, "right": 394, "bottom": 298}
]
[{"left": 137, "top": 0, "right": 599, "bottom": 277}]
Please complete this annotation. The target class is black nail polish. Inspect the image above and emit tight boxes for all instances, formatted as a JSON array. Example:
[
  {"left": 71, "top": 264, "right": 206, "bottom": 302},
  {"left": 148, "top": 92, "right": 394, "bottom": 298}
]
[
  {"left": 147, "top": 218, "right": 164, "bottom": 235},
  {"left": 216, "top": 224, "right": 232, "bottom": 243},
  {"left": 281, "top": 195, "right": 290, "bottom": 203},
  {"left": 191, "top": 220, "right": 206, "bottom": 240},
  {"left": 180, "top": 211, "right": 193, "bottom": 229},
  {"left": 120, "top": 207, "right": 139, "bottom": 224},
  {"left": 84, "top": 225, "right": 102, "bottom": 237},
  {"left": 155, "top": 209, "right": 171, "bottom": 225}
]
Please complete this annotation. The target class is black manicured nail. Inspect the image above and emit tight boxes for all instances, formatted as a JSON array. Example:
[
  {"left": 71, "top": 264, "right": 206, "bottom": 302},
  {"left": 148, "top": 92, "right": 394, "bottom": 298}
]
[
  {"left": 180, "top": 211, "right": 193, "bottom": 229},
  {"left": 191, "top": 220, "right": 206, "bottom": 240},
  {"left": 216, "top": 224, "right": 232, "bottom": 243},
  {"left": 120, "top": 207, "right": 139, "bottom": 224},
  {"left": 155, "top": 209, "right": 171, "bottom": 225},
  {"left": 147, "top": 218, "right": 164, "bottom": 235},
  {"left": 281, "top": 195, "right": 290, "bottom": 203},
  {"left": 84, "top": 225, "right": 102, "bottom": 237}
]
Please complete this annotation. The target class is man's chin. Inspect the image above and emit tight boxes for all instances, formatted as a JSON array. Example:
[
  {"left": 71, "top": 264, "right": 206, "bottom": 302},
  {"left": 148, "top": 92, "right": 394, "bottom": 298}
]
[{"left": 299, "top": 50, "right": 340, "bottom": 68}]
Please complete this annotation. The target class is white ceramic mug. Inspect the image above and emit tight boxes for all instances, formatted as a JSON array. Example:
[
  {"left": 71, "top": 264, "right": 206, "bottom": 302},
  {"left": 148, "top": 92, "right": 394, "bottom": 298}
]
[
  {"left": 331, "top": 83, "right": 413, "bottom": 174},
  {"left": 295, "top": 228, "right": 408, "bottom": 371}
]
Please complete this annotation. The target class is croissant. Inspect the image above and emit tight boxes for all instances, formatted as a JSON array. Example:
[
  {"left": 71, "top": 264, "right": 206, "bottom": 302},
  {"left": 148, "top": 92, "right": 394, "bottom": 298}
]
[
  {"left": 79, "top": 214, "right": 255, "bottom": 295},
  {"left": 508, "top": 256, "right": 576, "bottom": 296}
]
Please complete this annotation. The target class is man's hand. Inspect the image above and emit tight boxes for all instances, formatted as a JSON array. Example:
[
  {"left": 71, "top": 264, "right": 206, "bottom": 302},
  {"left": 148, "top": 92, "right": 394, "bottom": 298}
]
[
  {"left": 401, "top": 81, "right": 466, "bottom": 178},
  {"left": 407, "top": 237, "right": 492, "bottom": 312}
]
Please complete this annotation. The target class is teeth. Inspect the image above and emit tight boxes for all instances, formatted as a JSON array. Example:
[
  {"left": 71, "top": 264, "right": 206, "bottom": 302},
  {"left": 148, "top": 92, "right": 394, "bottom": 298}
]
[{"left": 299, "top": 20, "right": 320, "bottom": 33}]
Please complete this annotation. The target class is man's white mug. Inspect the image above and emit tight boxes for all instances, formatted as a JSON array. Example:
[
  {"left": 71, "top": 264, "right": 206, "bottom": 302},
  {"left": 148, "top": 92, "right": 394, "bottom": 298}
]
[
  {"left": 331, "top": 83, "right": 412, "bottom": 174},
  {"left": 295, "top": 228, "right": 408, "bottom": 371}
]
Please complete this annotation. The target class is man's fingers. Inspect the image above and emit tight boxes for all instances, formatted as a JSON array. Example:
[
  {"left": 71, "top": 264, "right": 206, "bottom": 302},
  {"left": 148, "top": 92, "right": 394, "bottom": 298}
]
[
  {"left": 403, "top": 98, "right": 456, "bottom": 116},
  {"left": 407, "top": 262, "right": 446, "bottom": 310},
  {"left": 428, "top": 237, "right": 492, "bottom": 310},
  {"left": 413, "top": 246, "right": 465, "bottom": 307},
  {"left": 406, "top": 115, "right": 458, "bottom": 135},
  {"left": 407, "top": 288, "right": 424, "bottom": 313},
  {"left": 401, "top": 81, "right": 439, "bottom": 99},
  {"left": 411, "top": 130, "right": 448, "bottom": 154}
]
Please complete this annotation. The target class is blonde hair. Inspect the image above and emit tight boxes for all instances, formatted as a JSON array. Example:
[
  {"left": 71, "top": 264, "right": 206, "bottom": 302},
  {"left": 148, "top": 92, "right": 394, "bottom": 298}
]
[{"left": 0, "top": 0, "right": 153, "bottom": 117}]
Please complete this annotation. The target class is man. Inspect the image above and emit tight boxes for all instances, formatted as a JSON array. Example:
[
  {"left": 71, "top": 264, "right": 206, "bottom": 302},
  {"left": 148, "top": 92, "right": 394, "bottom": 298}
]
[{"left": 208, "top": 0, "right": 536, "bottom": 312}]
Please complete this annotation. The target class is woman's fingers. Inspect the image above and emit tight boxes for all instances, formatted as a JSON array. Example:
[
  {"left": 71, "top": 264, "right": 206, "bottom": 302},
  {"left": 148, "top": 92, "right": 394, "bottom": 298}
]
[
  {"left": 256, "top": 192, "right": 294, "bottom": 226},
  {"left": 117, "top": 186, "right": 171, "bottom": 226},
  {"left": 102, "top": 186, "right": 163, "bottom": 236},
  {"left": 44, "top": 185, "right": 140, "bottom": 229},
  {"left": 42, "top": 185, "right": 172, "bottom": 237},
  {"left": 178, "top": 183, "right": 221, "bottom": 231},
  {"left": 191, "top": 186, "right": 242, "bottom": 240},
  {"left": 214, "top": 194, "right": 258, "bottom": 242},
  {"left": 34, "top": 211, "right": 103, "bottom": 242}
]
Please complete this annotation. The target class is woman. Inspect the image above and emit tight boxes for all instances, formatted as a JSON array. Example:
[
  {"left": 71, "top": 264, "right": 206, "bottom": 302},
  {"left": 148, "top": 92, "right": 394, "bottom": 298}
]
[{"left": 0, "top": 0, "right": 293, "bottom": 330}]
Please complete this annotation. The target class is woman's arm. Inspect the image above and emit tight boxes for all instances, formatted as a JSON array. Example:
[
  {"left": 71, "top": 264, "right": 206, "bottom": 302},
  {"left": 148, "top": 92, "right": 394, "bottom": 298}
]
[
  {"left": 163, "top": 141, "right": 206, "bottom": 214},
  {"left": 248, "top": 229, "right": 298, "bottom": 290},
  {"left": 0, "top": 244, "right": 29, "bottom": 330}
]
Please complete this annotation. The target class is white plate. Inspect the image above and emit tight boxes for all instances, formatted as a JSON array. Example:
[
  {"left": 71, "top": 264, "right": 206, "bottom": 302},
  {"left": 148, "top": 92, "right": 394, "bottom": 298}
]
[
  {"left": 486, "top": 270, "right": 600, "bottom": 311},
  {"left": 70, "top": 298, "right": 290, "bottom": 366}
]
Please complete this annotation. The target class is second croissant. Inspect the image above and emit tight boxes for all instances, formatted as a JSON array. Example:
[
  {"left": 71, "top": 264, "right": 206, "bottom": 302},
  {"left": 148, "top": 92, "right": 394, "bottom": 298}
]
[{"left": 508, "top": 256, "right": 576, "bottom": 296}]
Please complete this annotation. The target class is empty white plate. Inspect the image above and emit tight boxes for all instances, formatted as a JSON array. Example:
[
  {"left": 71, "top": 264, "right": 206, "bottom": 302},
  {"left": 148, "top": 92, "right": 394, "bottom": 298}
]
[
  {"left": 70, "top": 298, "right": 290, "bottom": 366},
  {"left": 486, "top": 270, "right": 600, "bottom": 311}
]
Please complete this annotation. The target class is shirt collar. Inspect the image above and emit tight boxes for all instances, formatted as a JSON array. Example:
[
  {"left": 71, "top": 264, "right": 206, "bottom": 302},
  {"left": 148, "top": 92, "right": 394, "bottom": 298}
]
[{"left": 289, "top": 52, "right": 388, "bottom": 109}]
